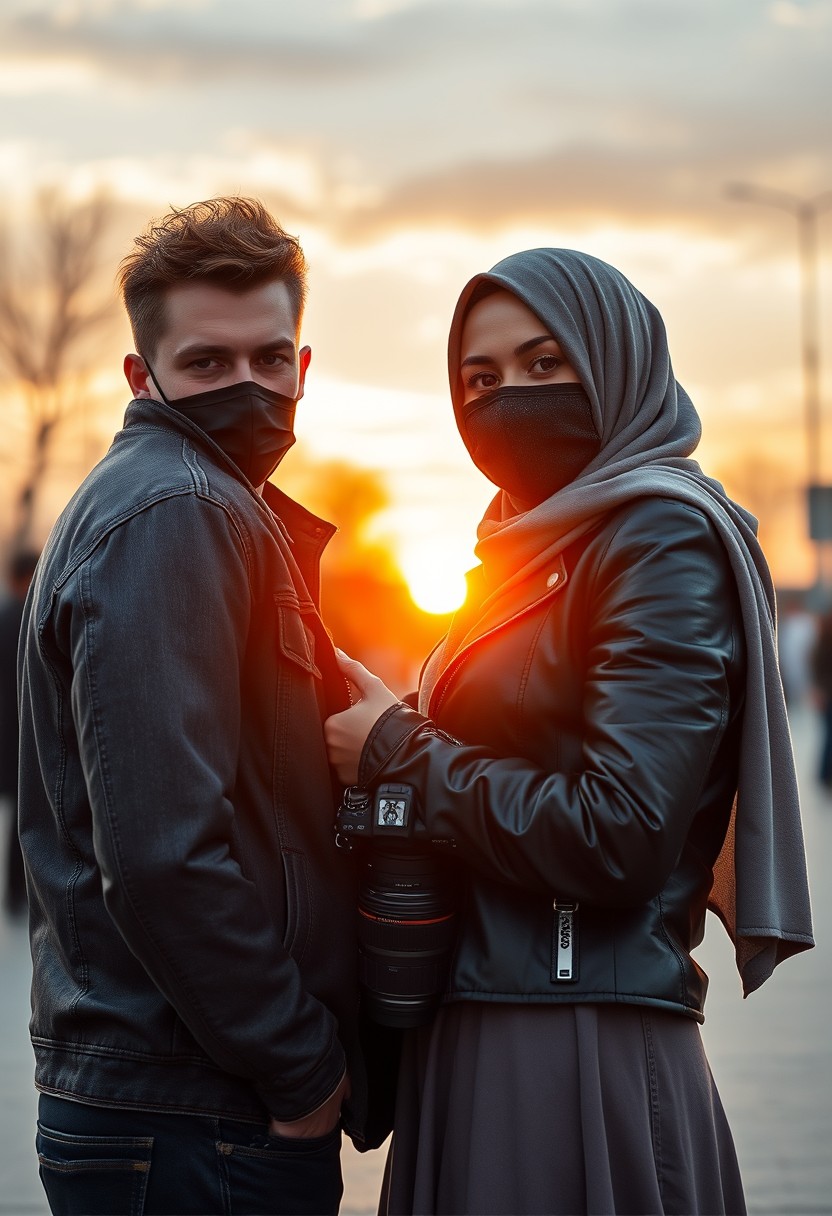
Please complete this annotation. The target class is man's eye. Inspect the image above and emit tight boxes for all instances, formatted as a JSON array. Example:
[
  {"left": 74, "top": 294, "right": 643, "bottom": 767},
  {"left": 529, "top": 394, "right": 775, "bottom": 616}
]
[
  {"left": 260, "top": 354, "right": 285, "bottom": 368},
  {"left": 190, "top": 358, "right": 217, "bottom": 370}
]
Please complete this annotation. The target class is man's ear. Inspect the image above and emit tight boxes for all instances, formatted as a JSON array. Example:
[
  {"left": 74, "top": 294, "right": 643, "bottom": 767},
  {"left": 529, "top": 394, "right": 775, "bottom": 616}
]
[
  {"left": 296, "top": 345, "right": 312, "bottom": 401},
  {"left": 124, "top": 354, "right": 155, "bottom": 399}
]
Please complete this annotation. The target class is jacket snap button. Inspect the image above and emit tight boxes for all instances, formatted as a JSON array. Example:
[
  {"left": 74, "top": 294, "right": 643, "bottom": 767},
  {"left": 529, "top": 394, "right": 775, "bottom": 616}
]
[{"left": 546, "top": 571, "right": 559, "bottom": 588}]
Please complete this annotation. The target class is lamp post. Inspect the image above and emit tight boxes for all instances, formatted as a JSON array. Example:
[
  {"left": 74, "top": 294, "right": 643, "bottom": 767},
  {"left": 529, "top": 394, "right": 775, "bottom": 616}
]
[{"left": 726, "top": 183, "right": 832, "bottom": 588}]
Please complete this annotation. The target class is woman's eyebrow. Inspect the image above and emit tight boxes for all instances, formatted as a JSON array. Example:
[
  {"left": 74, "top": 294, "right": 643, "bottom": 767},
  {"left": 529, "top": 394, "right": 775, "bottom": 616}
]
[
  {"left": 514, "top": 335, "right": 557, "bottom": 356},
  {"left": 460, "top": 335, "right": 556, "bottom": 369}
]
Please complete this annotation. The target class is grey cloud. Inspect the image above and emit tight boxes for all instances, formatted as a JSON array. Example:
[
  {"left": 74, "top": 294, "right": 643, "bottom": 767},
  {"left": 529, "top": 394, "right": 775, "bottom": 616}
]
[
  {"left": 317, "top": 3, "right": 832, "bottom": 246},
  {"left": 0, "top": 0, "right": 750, "bottom": 88},
  {"left": 0, "top": 0, "right": 516, "bottom": 84},
  {"left": 329, "top": 134, "right": 832, "bottom": 254},
  {"left": 4, "top": 0, "right": 831, "bottom": 259},
  {"left": 2, "top": 2, "right": 381, "bottom": 83}
]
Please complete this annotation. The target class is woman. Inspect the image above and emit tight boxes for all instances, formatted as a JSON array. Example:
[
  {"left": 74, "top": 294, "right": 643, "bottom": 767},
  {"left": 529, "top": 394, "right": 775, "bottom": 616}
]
[{"left": 325, "top": 249, "right": 814, "bottom": 1216}]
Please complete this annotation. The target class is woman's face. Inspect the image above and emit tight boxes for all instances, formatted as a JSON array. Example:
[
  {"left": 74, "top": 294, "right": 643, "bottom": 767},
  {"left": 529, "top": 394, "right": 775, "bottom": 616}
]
[{"left": 458, "top": 289, "right": 580, "bottom": 406}]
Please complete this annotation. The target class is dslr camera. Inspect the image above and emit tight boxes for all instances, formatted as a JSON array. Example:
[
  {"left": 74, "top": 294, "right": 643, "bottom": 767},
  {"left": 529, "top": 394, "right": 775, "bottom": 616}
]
[{"left": 336, "top": 783, "right": 457, "bottom": 1028}]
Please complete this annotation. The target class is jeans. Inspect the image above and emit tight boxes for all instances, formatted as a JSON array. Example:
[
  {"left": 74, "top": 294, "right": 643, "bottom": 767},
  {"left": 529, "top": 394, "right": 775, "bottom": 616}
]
[{"left": 36, "top": 1094, "right": 344, "bottom": 1216}]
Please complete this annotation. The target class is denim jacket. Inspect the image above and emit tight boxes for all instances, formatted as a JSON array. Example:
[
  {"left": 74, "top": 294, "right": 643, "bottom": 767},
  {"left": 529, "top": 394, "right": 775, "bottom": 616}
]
[{"left": 17, "top": 397, "right": 369, "bottom": 1133}]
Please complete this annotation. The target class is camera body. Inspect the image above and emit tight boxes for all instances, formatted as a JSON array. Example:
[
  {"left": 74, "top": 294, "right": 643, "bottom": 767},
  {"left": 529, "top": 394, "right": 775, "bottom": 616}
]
[
  {"left": 336, "top": 782, "right": 442, "bottom": 844},
  {"left": 336, "top": 783, "right": 457, "bottom": 1029}
]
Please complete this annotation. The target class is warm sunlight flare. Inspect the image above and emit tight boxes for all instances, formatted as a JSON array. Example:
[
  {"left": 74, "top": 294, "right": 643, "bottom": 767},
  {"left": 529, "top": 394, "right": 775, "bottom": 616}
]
[{"left": 400, "top": 544, "right": 470, "bottom": 615}]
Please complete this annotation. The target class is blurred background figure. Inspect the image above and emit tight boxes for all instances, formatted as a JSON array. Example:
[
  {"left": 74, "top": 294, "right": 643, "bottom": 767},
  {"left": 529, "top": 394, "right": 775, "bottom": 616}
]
[
  {"left": 810, "top": 606, "right": 832, "bottom": 792},
  {"left": 778, "top": 592, "right": 818, "bottom": 711},
  {"left": 0, "top": 548, "right": 40, "bottom": 917}
]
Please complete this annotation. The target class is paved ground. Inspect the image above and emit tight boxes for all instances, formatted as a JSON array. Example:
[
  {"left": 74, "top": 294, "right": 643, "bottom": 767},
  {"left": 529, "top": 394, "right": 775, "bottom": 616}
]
[{"left": 1, "top": 704, "right": 829, "bottom": 1214}]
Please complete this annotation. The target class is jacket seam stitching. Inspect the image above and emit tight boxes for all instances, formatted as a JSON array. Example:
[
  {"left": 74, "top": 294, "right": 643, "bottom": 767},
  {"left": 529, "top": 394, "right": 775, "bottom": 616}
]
[
  {"left": 32, "top": 1037, "right": 228, "bottom": 1066},
  {"left": 32, "top": 608, "right": 88, "bottom": 1009},
  {"left": 34, "top": 1082, "right": 264, "bottom": 1122},
  {"left": 656, "top": 892, "right": 689, "bottom": 1007},
  {"left": 182, "top": 437, "right": 209, "bottom": 494},
  {"left": 80, "top": 549, "right": 263, "bottom": 1075},
  {"left": 516, "top": 608, "right": 552, "bottom": 729},
  {"left": 194, "top": 489, "right": 255, "bottom": 580},
  {"left": 50, "top": 487, "right": 200, "bottom": 592}
]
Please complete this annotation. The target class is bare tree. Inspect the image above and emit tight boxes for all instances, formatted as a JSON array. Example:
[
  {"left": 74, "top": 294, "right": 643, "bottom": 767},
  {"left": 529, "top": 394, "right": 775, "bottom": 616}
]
[{"left": 0, "top": 188, "right": 115, "bottom": 552}]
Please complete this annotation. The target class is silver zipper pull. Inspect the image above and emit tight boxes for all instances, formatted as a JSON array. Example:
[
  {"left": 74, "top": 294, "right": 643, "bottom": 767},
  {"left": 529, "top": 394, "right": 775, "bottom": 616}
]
[{"left": 552, "top": 899, "right": 579, "bottom": 982}]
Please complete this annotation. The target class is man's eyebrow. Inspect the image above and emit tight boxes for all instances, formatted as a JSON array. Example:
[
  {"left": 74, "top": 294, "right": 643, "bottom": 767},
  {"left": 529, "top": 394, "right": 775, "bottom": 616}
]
[
  {"left": 173, "top": 338, "right": 296, "bottom": 360},
  {"left": 459, "top": 335, "right": 556, "bottom": 369}
]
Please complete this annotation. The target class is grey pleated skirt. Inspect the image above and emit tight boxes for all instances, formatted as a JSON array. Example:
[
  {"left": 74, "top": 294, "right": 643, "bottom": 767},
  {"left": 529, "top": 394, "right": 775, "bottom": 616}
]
[{"left": 381, "top": 1001, "right": 746, "bottom": 1216}]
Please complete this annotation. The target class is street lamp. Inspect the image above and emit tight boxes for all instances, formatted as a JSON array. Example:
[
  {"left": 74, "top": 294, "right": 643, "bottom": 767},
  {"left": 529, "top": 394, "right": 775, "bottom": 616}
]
[{"left": 726, "top": 183, "right": 832, "bottom": 588}]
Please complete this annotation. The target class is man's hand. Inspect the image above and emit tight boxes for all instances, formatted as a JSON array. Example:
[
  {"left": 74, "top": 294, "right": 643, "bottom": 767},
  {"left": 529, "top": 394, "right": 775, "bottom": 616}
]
[
  {"left": 324, "top": 652, "right": 399, "bottom": 784},
  {"left": 269, "top": 1072, "right": 350, "bottom": 1139}
]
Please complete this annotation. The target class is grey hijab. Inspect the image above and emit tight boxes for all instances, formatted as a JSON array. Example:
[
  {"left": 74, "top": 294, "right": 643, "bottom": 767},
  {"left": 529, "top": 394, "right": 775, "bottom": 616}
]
[{"left": 440, "top": 247, "right": 813, "bottom": 996}]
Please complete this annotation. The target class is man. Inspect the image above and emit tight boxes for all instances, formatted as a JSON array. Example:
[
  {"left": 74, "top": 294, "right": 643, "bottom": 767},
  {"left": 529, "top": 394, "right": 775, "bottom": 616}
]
[
  {"left": 1, "top": 548, "right": 39, "bottom": 916},
  {"left": 17, "top": 198, "right": 368, "bottom": 1215}
]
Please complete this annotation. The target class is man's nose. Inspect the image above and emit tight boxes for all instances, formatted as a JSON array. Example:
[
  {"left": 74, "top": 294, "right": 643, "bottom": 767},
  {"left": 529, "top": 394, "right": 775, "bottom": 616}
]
[{"left": 230, "top": 359, "right": 256, "bottom": 382}]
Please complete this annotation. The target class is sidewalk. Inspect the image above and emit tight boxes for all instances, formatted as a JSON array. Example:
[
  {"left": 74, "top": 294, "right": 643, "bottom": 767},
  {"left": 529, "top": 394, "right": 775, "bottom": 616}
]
[
  {"left": 1, "top": 706, "right": 829, "bottom": 1214},
  {"left": 697, "top": 704, "right": 832, "bottom": 1214}
]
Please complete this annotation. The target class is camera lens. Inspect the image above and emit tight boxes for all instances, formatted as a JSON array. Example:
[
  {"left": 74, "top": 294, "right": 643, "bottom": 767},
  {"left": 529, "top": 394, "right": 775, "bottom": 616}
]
[{"left": 356, "top": 845, "right": 456, "bottom": 1028}]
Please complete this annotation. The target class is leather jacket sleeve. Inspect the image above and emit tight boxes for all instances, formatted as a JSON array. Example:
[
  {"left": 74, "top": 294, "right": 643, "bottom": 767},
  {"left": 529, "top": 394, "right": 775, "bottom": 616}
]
[
  {"left": 359, "top": 501, "right": 739, "bottom": 908},
  {"left": 67, "top": 492, "right": 344, "bottom": 1121}
]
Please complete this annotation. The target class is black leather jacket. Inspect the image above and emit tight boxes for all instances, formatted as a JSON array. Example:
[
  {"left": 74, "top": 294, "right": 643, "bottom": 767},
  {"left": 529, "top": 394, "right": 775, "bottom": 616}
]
[
  {"left": 359, "top": 497, "right": 746, "bottom": 1022},
  {"left": 17, "top": 398, "right": 371, "bottom": 1134}
]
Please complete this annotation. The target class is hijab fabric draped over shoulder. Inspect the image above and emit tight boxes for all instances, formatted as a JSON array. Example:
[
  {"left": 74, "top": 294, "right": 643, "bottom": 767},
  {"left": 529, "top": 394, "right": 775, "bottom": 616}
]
[{"left": 433, "top": 247, "right": 813, "bottom": 996}]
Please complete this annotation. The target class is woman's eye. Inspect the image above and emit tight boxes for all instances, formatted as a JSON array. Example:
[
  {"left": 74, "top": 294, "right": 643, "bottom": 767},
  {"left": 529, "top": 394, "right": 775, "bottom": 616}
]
[
  {"left": 468, "top": 370, "right": 499, "bottom": 390},
  {"left": 530, "top": 354, "right": 561, "bottom": 374}
]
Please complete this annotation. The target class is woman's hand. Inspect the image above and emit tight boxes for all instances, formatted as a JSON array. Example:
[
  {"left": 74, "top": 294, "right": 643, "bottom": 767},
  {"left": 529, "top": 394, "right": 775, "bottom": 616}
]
[{"left": 324, "top": 652, "right": 399, "bottom": 784}]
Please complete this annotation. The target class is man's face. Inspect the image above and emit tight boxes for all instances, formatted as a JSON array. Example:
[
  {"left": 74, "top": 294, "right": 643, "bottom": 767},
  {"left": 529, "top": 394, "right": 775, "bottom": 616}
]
[{"left": 124, "top": 279, "right": 310, "bottom": 402}]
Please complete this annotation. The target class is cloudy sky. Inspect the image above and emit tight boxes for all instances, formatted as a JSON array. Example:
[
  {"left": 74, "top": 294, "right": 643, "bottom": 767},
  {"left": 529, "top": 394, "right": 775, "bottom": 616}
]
[{"left": 2, "top": 0, "right": 832, "bottom": 601}]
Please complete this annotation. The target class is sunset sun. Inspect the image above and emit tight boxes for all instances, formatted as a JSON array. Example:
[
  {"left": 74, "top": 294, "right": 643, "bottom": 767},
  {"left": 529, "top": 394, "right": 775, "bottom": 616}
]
[{"left": 400, "top": 543, "right": 471, "bottom": 616}]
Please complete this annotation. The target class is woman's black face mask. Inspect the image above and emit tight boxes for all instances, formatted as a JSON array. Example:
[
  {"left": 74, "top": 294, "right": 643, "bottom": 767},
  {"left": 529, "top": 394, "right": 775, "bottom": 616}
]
[
  {"left": 460, "top": 383, "right": 602, "bottom": 506},
  {"left": 143, "top": 361, "right": 296, "bottom": 488}
]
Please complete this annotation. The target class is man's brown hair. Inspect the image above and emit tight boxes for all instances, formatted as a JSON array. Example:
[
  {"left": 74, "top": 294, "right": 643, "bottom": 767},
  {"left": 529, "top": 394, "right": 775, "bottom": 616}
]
[{"left": 118, "top": 197, "right": 308, "bottom": 359}]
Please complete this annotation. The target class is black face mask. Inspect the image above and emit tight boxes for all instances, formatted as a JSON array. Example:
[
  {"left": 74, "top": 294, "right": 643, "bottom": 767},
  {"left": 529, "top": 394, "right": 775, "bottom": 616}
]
[
  {"left": 144, "top": 363, "right": 297, "bottom": 488},
  {"left": 460, "top": 383, "right": 602, "bottom": 506}
]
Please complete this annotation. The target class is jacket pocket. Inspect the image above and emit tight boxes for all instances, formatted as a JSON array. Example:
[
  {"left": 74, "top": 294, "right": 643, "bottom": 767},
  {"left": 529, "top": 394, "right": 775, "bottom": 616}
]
[
  {"left": 274, "top": 594, "right": 322, "bottom": 678},
  {"left": 281, "top": 848, "right": 312, "bottom": 963}
]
